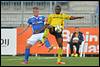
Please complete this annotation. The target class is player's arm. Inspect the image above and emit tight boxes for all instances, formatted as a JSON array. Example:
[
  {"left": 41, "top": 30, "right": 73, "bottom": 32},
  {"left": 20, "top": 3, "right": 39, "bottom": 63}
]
[
  {"left": 35, "top": 18, "right": 49, "bottom": 34},
  {"left": 18, "top": 17, "right": 33, "bottom": 35},
  {"left": 42, "top": 17, "right": 50, "bottom": 29},
  {"left": 18, "top": 24, "right": 31, "bottom": 35},
  {"left": 64, "top": 14, "right": 84, "bottom": 20},
  {"left": 70, "top": 16, "right": 84, "bottom": 20},
  {"left": 37, "top": 15, "right": 52, "bottom": 33}
]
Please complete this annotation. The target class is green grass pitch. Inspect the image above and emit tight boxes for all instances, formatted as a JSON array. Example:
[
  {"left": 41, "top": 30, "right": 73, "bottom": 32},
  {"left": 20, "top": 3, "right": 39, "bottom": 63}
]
[{"left": 1, "top": 56, "right": 99, "bottom": 66}]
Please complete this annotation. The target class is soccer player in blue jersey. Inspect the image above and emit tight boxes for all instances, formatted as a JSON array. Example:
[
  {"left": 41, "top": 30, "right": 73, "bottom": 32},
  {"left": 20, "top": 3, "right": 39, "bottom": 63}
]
[{"left": 22, "top": 7, "right": 53, "bottom": 64}]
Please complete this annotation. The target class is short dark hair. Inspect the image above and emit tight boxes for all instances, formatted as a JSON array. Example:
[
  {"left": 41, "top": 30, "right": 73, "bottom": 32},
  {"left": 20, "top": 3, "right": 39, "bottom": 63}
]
[
  {"left": 33, "top": 7, "right": 39, "bottom": 10},
  {"left": 55, "top": 5, "right": 61, "bottom": 9}
]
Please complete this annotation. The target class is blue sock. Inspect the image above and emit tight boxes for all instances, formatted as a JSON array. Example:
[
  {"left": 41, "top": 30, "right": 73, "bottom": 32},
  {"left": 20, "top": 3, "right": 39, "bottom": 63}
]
[
  {"left": 44, "top": 39, "right": 51, "bottom": 48},
  {"left": 24, "top": 48, "right": 30, "bottom": 61}
]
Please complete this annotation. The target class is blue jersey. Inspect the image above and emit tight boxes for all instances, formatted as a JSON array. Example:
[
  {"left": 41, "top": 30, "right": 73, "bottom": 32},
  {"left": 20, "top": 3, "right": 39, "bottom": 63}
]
[{"left": 27, "top": 15, "right": 45, "bottom": 34}]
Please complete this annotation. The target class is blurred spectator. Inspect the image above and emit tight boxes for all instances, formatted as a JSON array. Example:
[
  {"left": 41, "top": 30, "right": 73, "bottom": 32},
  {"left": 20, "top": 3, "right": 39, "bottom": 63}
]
[{"left": 68, "top": 27, "right": 84, "bottom": 57}]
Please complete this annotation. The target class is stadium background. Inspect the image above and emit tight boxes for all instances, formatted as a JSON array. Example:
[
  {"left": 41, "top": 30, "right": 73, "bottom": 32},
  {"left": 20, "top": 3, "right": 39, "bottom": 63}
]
[{"left": 1, "top": 1, "right": 99, "bottom": 66}]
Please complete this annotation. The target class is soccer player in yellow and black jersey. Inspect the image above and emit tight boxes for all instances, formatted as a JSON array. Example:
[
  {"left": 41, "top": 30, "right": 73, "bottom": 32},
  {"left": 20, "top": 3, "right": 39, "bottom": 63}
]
[{"left": 41, "top": 5, "right": 84, "bottom": 64}]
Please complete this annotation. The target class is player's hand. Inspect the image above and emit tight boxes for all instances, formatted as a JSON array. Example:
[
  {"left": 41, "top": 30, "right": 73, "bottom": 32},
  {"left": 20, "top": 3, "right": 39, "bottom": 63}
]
[{"left": 47, "top": 25, "right": 53, "bottom": 29}]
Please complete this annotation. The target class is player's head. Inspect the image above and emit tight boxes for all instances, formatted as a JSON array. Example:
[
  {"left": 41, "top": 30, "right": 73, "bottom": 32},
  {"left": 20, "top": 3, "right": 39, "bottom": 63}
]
[
  {"left": 55, "top": 5, "right": 61, "bottom": 14},
  {"left": 75, "top": 27, "right": 80, "bottom": 33},
  {"left": 33, "top": 7, "right": 39, "bottom": 17}
]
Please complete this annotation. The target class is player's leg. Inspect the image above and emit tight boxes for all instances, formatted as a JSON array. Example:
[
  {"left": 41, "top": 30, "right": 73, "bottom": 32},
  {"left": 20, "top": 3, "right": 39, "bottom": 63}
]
[
  {"left": 56, "top": 37, "right": 64, "bottom": 63},
  {"left": 44, "top": 38, "right": 53, "bottom": 52},
  {"left": 22, "top": 34, "right": 39, "bottom": 64},
  {"left": 74, "top": 43, "right": 80, "bottom": 57},
  {"left": 41, "top": 28, "right": 49, "bottom": 43},
  {"left": 69, "top": 42, "right": 74, "bottom": 57},
  {"left": 56, "top": 37, "right": 63, "bottom": 49},
  {"left": 23, "top": 44, "right": 32, "bottom": 64},
  {"left": 38, "top": 28, "right": 49, "bottom": 46},
  {"left": 40, "top": 32, "right": 53, "bottom": 52},
  {"left": 55, "top": 34, "right": 65, "bottom": 64},
  {"left": 49, "top": 27, "right": 64, "bottom": 64}
]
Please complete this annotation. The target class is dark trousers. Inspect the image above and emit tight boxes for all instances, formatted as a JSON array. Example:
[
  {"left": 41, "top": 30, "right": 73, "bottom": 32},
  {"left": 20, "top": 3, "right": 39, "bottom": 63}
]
[
  {"left": 49, "top": 27, "right": 63, "bottom": 48},
  {"left": 69, "top": 41, "right": 82, "bottom": 55}
]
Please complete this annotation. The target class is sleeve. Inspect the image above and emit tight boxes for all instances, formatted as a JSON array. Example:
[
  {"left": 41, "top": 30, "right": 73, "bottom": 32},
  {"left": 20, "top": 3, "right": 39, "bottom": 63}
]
[
  {"left": 42, "top": 16, "right": 46, "bottom": 25},
  {"left": 63, "top": 14, "right": 71, "bottom": 20},
  {"left": 79, "top": 33, "right": 84, "bottom": 42},
  {"left": 82, "top": 33, "right": 85, "bottom": 41},
  {"left": 27, "top": 18, "right": 32, "bottom": 25},
  {"left": 43, "top": 16, "right": 45, "bottom": 20},
  {"left": 42, "top": 16, "right": 45, "bottom": 22},
  {"left": 43, "top": 16, "right": 46, "bottom": 23},
  {"left": 47, "top": 14, "right": 52, "bottom": 25}
]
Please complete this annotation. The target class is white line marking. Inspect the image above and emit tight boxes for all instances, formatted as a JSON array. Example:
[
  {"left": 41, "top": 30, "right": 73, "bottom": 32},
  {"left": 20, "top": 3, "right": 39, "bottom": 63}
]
[{"left": 1, "top": 57, "right": 57, "bottom": 60}]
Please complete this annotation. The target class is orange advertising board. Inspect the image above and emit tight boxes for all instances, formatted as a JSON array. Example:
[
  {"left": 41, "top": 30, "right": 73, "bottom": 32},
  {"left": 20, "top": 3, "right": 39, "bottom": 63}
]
[{"left": 17, "top": 27, "right": 99, "bottom": 55}]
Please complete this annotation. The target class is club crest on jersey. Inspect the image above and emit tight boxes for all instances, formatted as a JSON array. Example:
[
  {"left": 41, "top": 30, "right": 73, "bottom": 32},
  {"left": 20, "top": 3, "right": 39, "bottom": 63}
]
[{"left": 39, "top": 17, "right": 43, "bottom": 20}]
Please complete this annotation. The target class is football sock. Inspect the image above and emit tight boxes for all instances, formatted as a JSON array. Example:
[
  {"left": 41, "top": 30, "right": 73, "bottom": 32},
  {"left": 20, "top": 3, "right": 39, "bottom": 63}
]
[
  {"left": 57, "top": 48, "right": 63, "bottom": 62},
  {"left": 42, "top": 28, "right": 49, "bottom": 43},
  {"left": 44, "top": 39, "right": 51, "bottom": 48},
  {"left": 24, "top": 48, "right": 30, "bottom": 61}
]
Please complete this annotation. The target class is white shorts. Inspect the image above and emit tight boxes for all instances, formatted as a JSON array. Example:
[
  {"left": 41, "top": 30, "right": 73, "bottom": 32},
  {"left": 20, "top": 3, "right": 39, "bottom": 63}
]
[{"left": 27, "top": 33, "right": 44, "bottom": 45}]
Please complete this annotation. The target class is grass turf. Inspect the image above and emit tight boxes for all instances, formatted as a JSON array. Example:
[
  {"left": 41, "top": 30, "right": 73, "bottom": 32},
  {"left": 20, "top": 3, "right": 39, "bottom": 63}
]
[{"left": 1, "top": 56, "right": 99, "bottom": 66}]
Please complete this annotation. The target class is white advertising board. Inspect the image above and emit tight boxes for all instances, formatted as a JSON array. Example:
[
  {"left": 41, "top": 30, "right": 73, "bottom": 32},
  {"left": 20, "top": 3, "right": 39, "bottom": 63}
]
[{"left": 1, "top": 28, "right": 16, "bottom": 55}]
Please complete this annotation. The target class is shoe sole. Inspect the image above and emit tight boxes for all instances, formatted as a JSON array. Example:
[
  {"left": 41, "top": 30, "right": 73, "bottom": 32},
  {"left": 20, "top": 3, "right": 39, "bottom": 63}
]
[
  {"left": 21, "top": 62, "right": 28, "bottom": 64},
  {"left": 56, "top": 62, "right": 65, "bottom": 64}
]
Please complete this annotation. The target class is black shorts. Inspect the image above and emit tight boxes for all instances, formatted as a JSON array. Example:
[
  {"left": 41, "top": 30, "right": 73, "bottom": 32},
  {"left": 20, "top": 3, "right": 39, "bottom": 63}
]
[{"left": 49, "top": 27, "right": 62, "bottom": 39}]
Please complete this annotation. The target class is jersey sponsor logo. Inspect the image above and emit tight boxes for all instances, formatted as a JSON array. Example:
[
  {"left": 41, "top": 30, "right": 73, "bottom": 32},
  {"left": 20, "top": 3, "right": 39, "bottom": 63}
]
[{"left": 53, "top": 17, "right": 63, "bottom": 19}]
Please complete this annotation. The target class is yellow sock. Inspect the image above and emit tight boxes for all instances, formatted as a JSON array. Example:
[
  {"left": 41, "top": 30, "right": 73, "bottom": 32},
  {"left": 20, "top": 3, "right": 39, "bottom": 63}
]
[
  {"left": 57, "top": 48, "right": 63, "bottom": 62},
  {"left": 41, "top": 28, "right": 49, "bottom": 43},
  {"left": 57, "top": 55, "right": 61, "bottom": 62}
]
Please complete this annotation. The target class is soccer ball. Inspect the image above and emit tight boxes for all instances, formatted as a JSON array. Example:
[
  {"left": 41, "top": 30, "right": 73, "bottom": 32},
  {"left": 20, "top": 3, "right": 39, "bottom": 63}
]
[
  {"left": 55, "top": 25, "right": 63, "bottom": 33},
  {"left": 73, "top": 37, "right": 79, "bottom": 43}
]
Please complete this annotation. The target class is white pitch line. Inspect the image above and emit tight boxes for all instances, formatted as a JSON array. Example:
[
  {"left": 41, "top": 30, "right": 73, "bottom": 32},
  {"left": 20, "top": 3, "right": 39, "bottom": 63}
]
[{"left": 1, "top": 57, "right": 57, "bottom": 60}]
